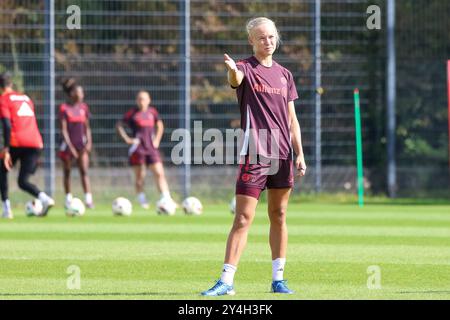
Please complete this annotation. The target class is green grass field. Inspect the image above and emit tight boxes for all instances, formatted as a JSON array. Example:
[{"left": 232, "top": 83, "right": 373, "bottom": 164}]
[{"left": 0, "top": 199, "right": 449, "bottom": 300}]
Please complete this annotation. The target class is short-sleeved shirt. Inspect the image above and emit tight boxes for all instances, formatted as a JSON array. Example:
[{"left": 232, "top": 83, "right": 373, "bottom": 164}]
[
  {"left": 234, "top": 56, "right": 299, "bottom": 160},
  {"left": 59, "top": 102, "right": 90, "bottom": 150},
  {"left": 0, "top": 91, "right": 43, "bottom": 149},
  {"left": 122, "top": 107, "right": 159, "bottom": 156}
]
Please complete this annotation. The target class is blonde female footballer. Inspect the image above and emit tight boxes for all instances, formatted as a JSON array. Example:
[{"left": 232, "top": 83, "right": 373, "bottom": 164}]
[{"left": 201, "top": 17, "right": 306, "bottom": 296}]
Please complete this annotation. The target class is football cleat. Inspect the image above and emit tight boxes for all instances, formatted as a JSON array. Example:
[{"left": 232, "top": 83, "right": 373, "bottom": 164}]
[
  {"left": 1, "top": 209, "right": 13, "bottom": 219},
  {"left": 201, "top": 280, "right": 235, "bottom": 296},
  {"left": 140, "top": 202, "right": 150, "bottom": 210},
  {"left": 40, "top": 197, "right": 55, "bottom": 217},
  {"left": 271, "top": 280, "right": 294, "bottom": 294},
  {"left": 85, "top": 201, "right": 95, "bottom": 209}
]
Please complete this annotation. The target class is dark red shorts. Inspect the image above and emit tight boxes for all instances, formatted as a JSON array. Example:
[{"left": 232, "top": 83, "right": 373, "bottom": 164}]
[
  {"left": 58, "top": 149, "right": 72, "bottom": 162},
  {"left": 235, "top": 155, "right": 294, "bottom": 199},
  {"left": 58, "top": 142, "right": 85, "bottom": 161},
  {"left": 129, "top": 151, "right": 161, "bottom": 166}
]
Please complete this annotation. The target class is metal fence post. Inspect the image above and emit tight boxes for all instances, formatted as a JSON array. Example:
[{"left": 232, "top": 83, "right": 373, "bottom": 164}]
[
  {"left": 387, "top": 0, "right": 397, "bottom": 198},
  {"left": 314, "top": 0, "right": 322, "bottom": 193},
  {"left": 180, "top": 0, "right": 191, "bottom": 198},
  {"left": 44, "top": 0, "right": 55, "bottom": 196}
]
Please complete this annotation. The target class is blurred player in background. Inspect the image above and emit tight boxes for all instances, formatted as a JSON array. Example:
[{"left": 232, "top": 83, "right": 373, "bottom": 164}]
[
  {"left": 202, "top": 17, "right": 306, "bottom": 296},
  {"left": 0, "top": 72, "right": 55, "bottom": 219},
  {"left": 116, "top": 90, "right": 175, "bottom": 209},
  {"left": 59, "top": 78, "right": 94, "bottom": 209}
]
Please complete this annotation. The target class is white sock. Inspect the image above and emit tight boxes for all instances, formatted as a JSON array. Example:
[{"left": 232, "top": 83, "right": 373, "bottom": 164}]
[
  {"left": 138, "top": 192, "right": 147, "bottom": 204},
  {"left": 3, "top": 199, "right": 11, "bottom": 212},
  {"left": 220, "top": 264, "right": 237, "bottom": 286},
  {"left": 85, "top": 193, "right": 92, "bottom": 204},
  {"left": 160, "top": 191, "right": 171, "bottom": 200},
  {"left": 38, "top": 192, "right": 51, "bottom": 203},
  {"left": 272, "top": 258, "right": 286, "bottom": 281},
  {"left": 65, "top": 193, "right": 73, "bottom": 203}
]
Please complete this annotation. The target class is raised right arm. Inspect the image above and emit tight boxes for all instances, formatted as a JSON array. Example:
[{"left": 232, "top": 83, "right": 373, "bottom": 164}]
[{"left": 224, "top": 54, "right": 244, "bottom": 88}]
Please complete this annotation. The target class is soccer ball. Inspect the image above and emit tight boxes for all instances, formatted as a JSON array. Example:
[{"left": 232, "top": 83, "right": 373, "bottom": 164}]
[
  {"left": 25, "top": 199, "right": 43, "bottom": 217},
  {"left": 182, "top": 197, "right": 203, "bottom": 215},
  {"left": 66, "top": 198, "right": 86, "bottom": 217},
  {"left": 156, "top": 197, "right": 177, "bottom": 216},
  {"left": 230, "top": 196, "right": 236, "bottom": 214},
  {"left": 112, "top": 197, "right": 132, "bottom": 216}
]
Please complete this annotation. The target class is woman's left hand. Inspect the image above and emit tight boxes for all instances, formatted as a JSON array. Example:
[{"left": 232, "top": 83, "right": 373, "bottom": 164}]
[
  {"left": 2, "top": 150, "right": 12, "bottom": 171},
  {"left": 295, "top": 155, "right": 307, "bottom": 177}
]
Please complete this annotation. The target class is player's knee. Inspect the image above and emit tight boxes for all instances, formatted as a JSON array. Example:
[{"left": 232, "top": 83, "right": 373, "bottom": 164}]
[
  {"left": 153, "top": 167, "right": 164, "bottom": 179},
  {"left": 233, "top": 212, "right": 252, "bottom": 230},
  {"left": 18, "top": 177, "right": 30, "bottom": 190},
  {"left": 269, "top": 207, "right": 287, "bottom": 226},
  {"left": 135, "top": 171, "right": 145, "bottom": 181},
  {"left": 79, "top": 168, "right": 88, "bottom": 177},
  {"left": 135, "top": 178, "right": 144, "bottom": 188},
  {"left": 153, "top": 170, "right": 161, "bottom": 179}
]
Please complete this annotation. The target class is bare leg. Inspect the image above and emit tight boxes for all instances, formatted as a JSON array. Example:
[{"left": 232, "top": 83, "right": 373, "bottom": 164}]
[
  {"left": 133, "top": 164, "right": 146, "bottom": 194},
  {"left": 224, "top": 194, "right": 259, "bottom": 266},
  {"left": 77, "top": 150, "right": 91, "bottom": 194},
  {"left": 63, "top": 158, "right": 72, "bottom": 195},
  {"left": 267, "top": 188, "right": 291, "bottom": 260},
  {"left": 148, "top": 162, "right": 169, "bottom": 194}
]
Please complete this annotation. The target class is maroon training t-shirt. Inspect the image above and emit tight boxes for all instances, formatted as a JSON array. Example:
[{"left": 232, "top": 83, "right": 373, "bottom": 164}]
[
  {"left": 59, "top": 102, "right": 90, "bottom": 150},
  {"left": 122, "top": 107, "right": 159, "bottom": 156},
  {"left": 234, "top": 56, "right": 298, "bottom": 160}
]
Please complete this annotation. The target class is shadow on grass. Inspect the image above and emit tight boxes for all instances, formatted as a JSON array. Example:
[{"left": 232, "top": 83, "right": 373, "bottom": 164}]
[
  {"left": 318, "top": 199, "right": 450, "bottom": 206},
  {"left": 0, "top": 292, "right": 189, "bottom": 297},
  {"left": 287, "top": 192, "right": 450, "bottom": 206},
  {"left": 397, "top": 290, "right": 450, "bottom": 294},
  {"left": 364, "top": 199, "right": 450, "bottom": 206}
]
